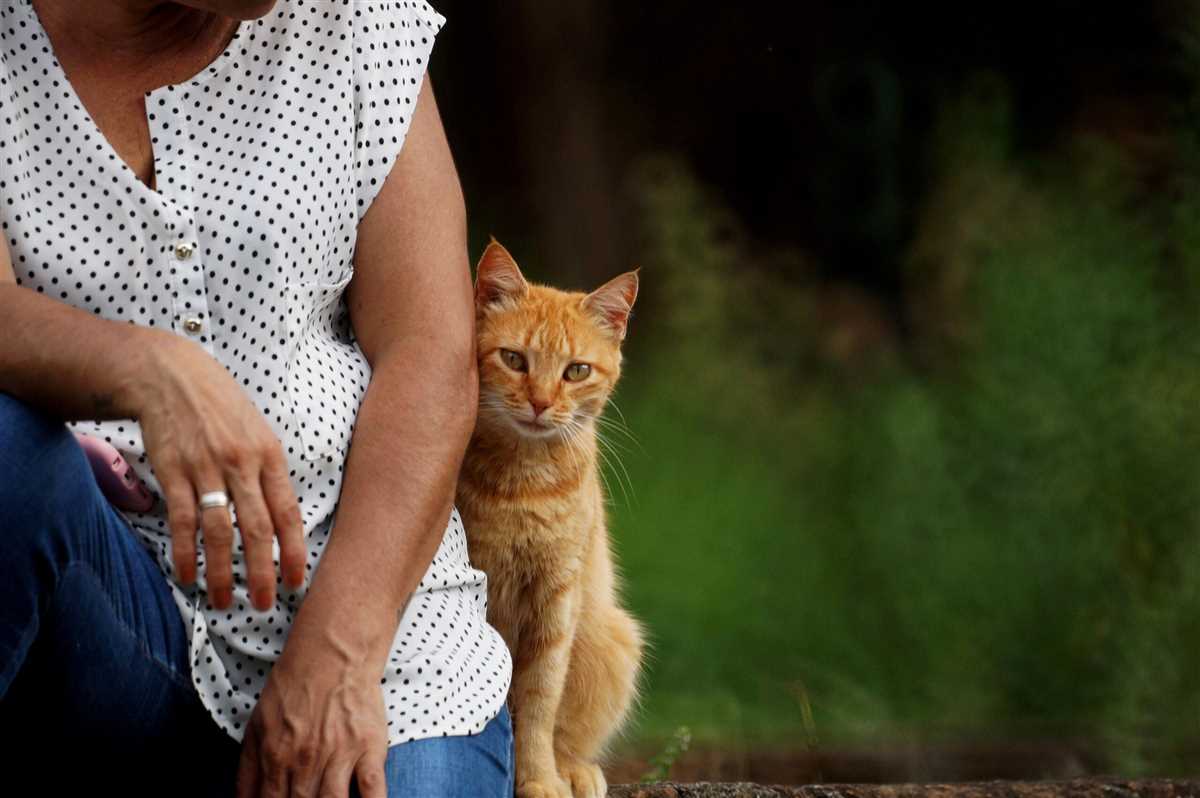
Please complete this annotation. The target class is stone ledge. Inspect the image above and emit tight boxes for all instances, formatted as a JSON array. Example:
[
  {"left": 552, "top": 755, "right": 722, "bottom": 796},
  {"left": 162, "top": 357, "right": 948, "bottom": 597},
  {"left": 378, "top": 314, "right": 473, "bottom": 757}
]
[{"left": 608, "top": 781, "right": 1200, "bottom": 798}]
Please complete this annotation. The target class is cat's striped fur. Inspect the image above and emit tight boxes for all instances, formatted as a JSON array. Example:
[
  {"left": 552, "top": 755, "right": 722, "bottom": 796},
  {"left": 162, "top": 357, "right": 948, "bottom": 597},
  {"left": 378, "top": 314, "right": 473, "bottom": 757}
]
[{"left": 457, "top": 241, "right": 644, "bottom": 798}]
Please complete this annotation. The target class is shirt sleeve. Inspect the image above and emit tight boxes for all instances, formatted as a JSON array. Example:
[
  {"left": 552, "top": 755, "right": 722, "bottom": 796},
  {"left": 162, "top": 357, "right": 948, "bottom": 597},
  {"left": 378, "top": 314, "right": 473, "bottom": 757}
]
[
  {"left": 352, "top": 1, "right": 446, "bottom": 221},
  {"left": 0, "top": 45, "right": 12, "bottom": 209}
]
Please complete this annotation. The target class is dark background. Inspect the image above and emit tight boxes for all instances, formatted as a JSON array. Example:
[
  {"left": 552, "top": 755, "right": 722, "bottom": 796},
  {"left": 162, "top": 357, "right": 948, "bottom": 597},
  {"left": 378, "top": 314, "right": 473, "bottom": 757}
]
[
  {"left": 434, "top": 1, "right": 1177, "bottom": 299},
  {"left": 431, "top": 1, "right": 1200, "bottom": 782}
]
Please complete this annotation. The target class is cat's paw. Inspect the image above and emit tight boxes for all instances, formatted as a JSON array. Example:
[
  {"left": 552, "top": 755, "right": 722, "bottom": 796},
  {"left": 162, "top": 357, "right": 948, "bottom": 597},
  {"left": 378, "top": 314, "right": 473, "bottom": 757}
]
[
  {"left": 516, "top": 775, "right": 573, "bottom": 798},
  {"left": 559, "top": 760, "right": 607, "bottom": 798}
]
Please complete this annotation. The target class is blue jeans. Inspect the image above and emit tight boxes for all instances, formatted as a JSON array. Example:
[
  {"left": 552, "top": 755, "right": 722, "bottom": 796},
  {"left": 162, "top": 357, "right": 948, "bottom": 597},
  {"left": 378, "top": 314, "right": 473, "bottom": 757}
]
[{"left": 0, "top": 392, "right": 514, "bottom": 796}]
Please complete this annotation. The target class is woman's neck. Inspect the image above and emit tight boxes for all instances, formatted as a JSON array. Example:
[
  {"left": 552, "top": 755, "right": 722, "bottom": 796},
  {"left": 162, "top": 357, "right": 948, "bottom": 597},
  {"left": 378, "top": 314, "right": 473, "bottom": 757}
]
[{"left": 32, "top": 0, "right": 233, "bottom": 80}]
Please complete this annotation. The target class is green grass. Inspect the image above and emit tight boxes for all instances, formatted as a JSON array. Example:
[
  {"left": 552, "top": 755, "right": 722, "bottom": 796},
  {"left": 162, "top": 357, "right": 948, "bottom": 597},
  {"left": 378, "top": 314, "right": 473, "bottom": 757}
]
[{"left": 597, "top": 98, "right": 1200, "bottom": 772}]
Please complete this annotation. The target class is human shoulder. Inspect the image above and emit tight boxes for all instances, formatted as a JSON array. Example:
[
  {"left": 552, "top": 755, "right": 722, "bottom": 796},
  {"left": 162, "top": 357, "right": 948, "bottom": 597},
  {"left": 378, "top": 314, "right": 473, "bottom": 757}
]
[
  {"left": 350, "top": 1, "right": 446, "bottom": 47},
  {"left": 349, "top": 1, "right": 445, "bottom": 220}
]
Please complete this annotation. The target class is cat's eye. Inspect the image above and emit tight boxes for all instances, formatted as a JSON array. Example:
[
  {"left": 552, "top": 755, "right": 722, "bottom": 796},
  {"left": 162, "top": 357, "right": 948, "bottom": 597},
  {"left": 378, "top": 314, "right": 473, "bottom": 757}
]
[
  {"left": 563, "top": 362, "right": 592, "bottom": 382},
  {"left": 500, "top": 349, "right": 527, "bottom": 371}
]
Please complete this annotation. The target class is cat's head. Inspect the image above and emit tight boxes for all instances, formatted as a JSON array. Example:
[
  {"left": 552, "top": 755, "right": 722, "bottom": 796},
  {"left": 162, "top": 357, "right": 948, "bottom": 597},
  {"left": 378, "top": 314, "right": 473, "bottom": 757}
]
[{"left": 473, "top": 239, "right": 639, "bottom": 442}]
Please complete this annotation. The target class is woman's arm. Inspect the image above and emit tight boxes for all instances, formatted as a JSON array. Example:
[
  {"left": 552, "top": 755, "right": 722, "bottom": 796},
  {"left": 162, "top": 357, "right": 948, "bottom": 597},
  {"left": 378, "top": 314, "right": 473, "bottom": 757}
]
[
  {"left": 236, "top": 78, "right": 478, "bottom": 798},
  {"left": 0, "top": 242, "right": 160, "bottom": 421},
  {"left": 310, "top": 76, "right": 476, "bottom": 658},
  {"left": 0, "top": 240, "right": 305, "bottom": 612},
  {"left": 1, "top": 238, "right": 11, "bottom": 282}
]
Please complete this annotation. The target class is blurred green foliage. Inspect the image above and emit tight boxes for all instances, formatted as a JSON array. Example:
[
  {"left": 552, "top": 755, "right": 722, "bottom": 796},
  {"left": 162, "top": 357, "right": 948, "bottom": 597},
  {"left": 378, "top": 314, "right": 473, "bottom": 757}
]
[
  {"left": 602, "top": 73, "right": 1200, "bottom": 773},
  {"left": 640, "top": 726, "right": 693, "bottom": 784}
]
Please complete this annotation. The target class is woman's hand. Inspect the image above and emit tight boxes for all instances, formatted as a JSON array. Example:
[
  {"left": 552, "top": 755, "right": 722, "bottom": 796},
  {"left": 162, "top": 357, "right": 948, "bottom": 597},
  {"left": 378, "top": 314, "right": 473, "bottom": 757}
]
[
  {"left": 132, "top": 334, "right": 306, "bottom": 610},
  {"left": 236, "top": 646, "right": 389, "bottom": 798}
]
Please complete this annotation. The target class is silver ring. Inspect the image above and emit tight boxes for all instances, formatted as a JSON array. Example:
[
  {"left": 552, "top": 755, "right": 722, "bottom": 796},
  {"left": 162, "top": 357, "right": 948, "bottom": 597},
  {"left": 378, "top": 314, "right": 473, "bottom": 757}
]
[{"left": 198, "top": 490, "right": 231, "bottom": 511}]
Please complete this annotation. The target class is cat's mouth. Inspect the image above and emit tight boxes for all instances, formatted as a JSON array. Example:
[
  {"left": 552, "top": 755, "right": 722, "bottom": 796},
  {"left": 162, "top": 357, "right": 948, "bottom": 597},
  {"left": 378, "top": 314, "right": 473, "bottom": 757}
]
[{"left": 511, "top": 416, "right": 560, "bottom": 438}]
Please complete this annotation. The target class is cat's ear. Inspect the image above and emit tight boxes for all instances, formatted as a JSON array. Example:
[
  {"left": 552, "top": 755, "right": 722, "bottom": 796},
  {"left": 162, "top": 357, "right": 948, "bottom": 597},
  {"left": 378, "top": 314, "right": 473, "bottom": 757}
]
[
  {"left": 583, "top": 268, "right": 640, "bottom": 341},
  {"left": 475, "top": 239, "right": 529, "bottom": 308}
]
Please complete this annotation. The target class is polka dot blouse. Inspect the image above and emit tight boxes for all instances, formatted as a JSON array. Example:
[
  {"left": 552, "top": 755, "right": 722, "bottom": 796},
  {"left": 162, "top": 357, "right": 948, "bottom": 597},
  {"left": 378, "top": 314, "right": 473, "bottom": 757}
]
[{"left": 0, "top": 1, "right": 512, "bottom": 745}]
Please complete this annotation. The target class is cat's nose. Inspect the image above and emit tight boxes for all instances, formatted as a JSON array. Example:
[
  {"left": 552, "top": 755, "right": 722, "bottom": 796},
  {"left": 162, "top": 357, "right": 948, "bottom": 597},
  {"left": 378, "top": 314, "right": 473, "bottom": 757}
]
[{"left": 530, "top": 399, "right": 550, "bottom": 418}]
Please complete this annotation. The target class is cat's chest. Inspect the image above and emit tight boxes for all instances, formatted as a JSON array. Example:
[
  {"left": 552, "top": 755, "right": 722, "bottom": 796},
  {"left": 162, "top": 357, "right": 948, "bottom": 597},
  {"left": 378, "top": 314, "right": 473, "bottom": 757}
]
[
  {"left": 483, "top": 526, "right": 587, "bottom": 632},
  {"left": 458, "top": 457, "right": 596, "bottom": 533},
  {"left": 458, "top": 451, "right": 600, "bottom": 584},
  {"left": 467, "top": 505, "right": 588, "bottom": 568},
  {"left": 461, "top": 494, "right": 590, "bottom": 587}
]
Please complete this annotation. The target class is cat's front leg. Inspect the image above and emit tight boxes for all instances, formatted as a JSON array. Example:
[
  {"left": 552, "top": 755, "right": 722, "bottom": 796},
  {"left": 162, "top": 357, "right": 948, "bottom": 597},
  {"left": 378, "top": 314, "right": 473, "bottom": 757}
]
[{"left": 512, "top": 584, "right": 580, "bottom": 798}]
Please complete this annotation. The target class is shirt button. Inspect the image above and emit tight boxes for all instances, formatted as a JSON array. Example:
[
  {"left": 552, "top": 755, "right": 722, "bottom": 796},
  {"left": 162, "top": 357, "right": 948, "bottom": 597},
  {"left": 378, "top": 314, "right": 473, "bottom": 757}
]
[
  {"left": 183, "top": 317, "right": 203, "bottom": 335},
  {"left": 175, "top": 242, "right": 195, "bottom": 260}
]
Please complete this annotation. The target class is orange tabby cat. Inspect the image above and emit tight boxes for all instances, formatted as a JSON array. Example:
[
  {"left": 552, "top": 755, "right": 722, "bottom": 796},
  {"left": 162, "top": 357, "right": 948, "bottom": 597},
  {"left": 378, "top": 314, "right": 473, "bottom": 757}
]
[{"left": 457, "top": 240, "right": 645, "bottom": 798}]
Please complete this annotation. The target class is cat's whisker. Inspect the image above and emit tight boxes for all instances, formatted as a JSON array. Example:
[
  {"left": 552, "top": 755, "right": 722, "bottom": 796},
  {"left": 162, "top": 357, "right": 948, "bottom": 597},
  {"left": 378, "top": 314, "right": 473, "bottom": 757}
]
[
  {"left": 477, "top": 396, "right": 516, "bottom": 420},
  {"left": 597, "top": 412, "right": 643, "bottom": 444},
  {"left": 595, "top": 412, "right": 643, "bottom": 452},
  {"left": 593, "top": 452, "right": 619, "bottom": 507},
  {"left": 606, "top": 395, "right": 630, "bottom": 421},
  {"left": 596, "top": 424, "right": 636, "bottom": 491},
  {"left": 559, "top": 423, "right": 587, "bottom": 478},
  {"left": 594, "top": 428, "right": 636, "bottom": 508},
  {"left": 593, "top": 416, "right": 636, "bottom": 459},
  {"left": 596, "top": 437, "right": 635, "bottom": 464},
  {"left": 562, "top": 419, "right": 613, "bottom": 502},
  {"left": 593, "top": 420, "right": 637, "bottom": 454},
  {"left": 565, "top": 422, "right": 595, "bottom": 483},
  {"left": 555, "top": 416, "right": 581, "bottom": 458},
  {"left": 605, "top": 397, "right": 638, "bottom": 435},
  {"left": 597, "top": 448, "right": 632, "bottom": 509}
]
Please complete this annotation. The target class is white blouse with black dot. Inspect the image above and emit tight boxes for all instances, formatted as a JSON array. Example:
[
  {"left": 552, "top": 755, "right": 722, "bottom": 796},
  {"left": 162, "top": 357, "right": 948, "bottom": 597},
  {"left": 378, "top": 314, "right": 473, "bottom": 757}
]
[{"left": 0, "top": 0, "right": 512, "bottom": 745}]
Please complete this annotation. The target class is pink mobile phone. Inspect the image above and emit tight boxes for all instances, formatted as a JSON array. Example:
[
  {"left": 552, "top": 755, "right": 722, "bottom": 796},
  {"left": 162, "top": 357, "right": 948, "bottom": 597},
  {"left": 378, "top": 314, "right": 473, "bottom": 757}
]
[{"left": 73, "top": 432, "right": 155, "bottom": 513}]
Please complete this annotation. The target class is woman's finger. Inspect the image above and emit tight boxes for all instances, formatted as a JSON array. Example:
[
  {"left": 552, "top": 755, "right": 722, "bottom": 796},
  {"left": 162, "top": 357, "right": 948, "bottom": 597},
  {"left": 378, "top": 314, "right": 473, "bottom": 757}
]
[
  {"left": 258, "top": 738, "right": 291, "bottom": 798},
  {"left": 317, "top": 757, "right": 357, "bottom": 798},
  {"left": 352, "top": 751, "right": 388, "bottom": 798},
  {"left": 235, "top": 728, "right": 262, "bottom": 798},
  {"left": 284, "top": 739, "right": 324, "bottom": 798},
  {"left": 260, "top": 445, "right": 307, "bottom": 589},
  {"left": 158, "top": 460, "right": 198, "bottom": 585},
  {"left": 193, "top": 467, "right": 236, "bottom": 610},
  {"left": 225, "top": 463, "right": 278, "bottom": 611}
]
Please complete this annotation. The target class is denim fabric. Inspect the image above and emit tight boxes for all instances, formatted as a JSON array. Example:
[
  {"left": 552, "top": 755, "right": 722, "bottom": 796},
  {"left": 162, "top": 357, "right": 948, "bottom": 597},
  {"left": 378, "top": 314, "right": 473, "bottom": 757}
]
[
  {"left": 0, "top": 392, "right": 513, "bottom": 797},
  {"left": 363, "top": 705, "right": 514, "bottom": 798}
]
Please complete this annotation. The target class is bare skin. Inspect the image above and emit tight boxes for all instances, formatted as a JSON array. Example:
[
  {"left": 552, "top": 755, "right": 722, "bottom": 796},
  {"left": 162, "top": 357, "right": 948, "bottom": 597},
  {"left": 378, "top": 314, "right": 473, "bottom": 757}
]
[{"left": 2, "top": 2, "right": 478, "bottom": 796}]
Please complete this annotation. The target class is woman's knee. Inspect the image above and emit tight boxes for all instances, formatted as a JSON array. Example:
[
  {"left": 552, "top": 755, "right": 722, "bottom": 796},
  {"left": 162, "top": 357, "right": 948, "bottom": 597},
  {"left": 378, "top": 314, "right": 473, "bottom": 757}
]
[
  {"left": 375, "top": 710, "right": 514, "bottom": 798},
  {"left": 0, "top": 392, "right": 95, "bottom": 529}
]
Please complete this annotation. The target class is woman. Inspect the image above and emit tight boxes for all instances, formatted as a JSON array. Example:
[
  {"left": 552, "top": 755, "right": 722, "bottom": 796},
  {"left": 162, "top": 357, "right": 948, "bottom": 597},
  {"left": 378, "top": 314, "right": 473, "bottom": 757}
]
[{"left": 0, "top": 1, "right": 514, "bottom": 795}]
